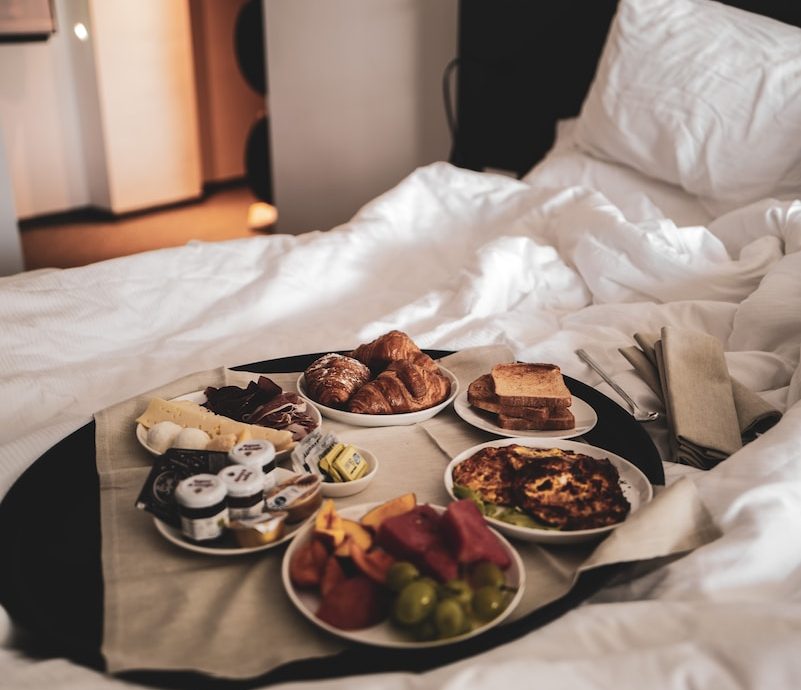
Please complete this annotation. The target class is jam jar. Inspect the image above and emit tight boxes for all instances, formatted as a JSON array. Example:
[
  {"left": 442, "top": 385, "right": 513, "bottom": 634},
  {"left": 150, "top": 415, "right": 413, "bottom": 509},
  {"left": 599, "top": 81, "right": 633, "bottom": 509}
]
[
  {"left": 217, "top": 465, "right": 265, "bottom": 520},
  {"left": 227, "top": 440, "right": 278, "bottom": 489},
  {"left": 174, "top": 474, "right": 228, "bottom": 542}
]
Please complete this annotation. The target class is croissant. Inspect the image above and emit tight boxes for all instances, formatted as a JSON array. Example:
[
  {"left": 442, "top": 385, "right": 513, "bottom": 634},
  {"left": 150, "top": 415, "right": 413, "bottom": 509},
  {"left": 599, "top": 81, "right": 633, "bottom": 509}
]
[
  {"left": 347, "top": 361, "right": 451, "bottom": 414},
  {"left": 350, "top": 330, "right": 437, "bottom": 374},
  {"left": 303, "top": 353, "right": 371, "bottom": 408}
]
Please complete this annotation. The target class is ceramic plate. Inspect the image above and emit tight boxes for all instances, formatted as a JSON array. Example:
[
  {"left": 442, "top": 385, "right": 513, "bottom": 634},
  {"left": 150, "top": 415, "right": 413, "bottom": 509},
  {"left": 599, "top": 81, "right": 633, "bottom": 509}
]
[
  {"left": 281, "top": 501, "right": 525, "bottom": 648},
  {"left": 452, "top": 390, "right": 597, "bottom": 440},
  {"left": 319, "top": 447, "right": 379, "bottom": 498},
  {"left": 136, "top": 390, "right": 321, "bottom": 460},
  {"left": 296, "top": 366, "right": 459, "bottom": 427},
  {"left": 444, "top": 437, "right": 653, "bottom": 545},
  {"left": 152, "top": 468, "right": 312, "bottom": 556}
]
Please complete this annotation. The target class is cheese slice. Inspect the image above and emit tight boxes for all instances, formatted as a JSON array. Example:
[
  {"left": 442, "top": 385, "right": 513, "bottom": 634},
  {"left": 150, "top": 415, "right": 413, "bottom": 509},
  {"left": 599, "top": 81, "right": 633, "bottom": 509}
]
[{"left": 136, "top": 398, "right": 294, "bottom": 451}]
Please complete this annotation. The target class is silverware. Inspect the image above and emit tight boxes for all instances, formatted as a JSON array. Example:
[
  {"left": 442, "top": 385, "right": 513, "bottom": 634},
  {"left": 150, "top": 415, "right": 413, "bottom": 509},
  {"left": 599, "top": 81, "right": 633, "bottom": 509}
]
[{"left": 576, "top": 349, "right": 660, "bottom": 422}]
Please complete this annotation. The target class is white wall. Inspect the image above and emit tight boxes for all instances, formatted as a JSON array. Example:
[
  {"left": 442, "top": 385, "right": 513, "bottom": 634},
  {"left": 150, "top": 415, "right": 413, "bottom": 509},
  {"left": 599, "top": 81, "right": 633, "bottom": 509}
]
[
  {"left": 264, "top": 0, "right": 458, "bottom": 234},
  {"left": 0, "top": 0, "right": 90, "bottom": 219}
]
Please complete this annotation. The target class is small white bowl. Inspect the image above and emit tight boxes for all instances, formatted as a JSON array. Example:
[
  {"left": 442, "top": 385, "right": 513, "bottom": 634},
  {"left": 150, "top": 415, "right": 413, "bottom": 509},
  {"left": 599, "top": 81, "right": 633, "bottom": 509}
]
[{"left": 319, "top": 447, "right": 378, "bottom": 498}]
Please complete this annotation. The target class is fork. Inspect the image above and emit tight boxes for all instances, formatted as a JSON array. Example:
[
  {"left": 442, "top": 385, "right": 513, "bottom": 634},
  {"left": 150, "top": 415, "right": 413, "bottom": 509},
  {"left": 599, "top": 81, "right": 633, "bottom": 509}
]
[{"left": 576, "top": 349, "right": 660, "bottom": 422}]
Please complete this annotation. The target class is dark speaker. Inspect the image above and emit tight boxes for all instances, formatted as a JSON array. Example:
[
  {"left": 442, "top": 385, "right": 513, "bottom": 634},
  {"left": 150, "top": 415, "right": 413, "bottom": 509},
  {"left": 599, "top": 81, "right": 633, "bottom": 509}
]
[{"left": 244, "top": 115, "right": 273, "bottom": 203}]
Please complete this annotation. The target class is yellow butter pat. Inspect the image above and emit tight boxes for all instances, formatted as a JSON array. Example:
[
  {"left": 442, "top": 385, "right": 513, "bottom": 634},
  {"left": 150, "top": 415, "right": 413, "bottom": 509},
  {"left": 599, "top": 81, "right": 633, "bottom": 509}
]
[
  {"left": 331, "top": 445, "right": 367, "bottom": 482},
  {"left": 318, "top": 443, "right": 345, "bottom": 481}
]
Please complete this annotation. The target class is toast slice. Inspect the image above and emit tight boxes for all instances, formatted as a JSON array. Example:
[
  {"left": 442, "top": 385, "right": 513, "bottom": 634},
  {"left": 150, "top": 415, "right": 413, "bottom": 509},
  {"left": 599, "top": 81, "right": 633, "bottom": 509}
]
[
  {"left": 467, "top": 375, "right": 550, "bottom": 422},
  {"left": 497, "top": 408, "right": 575, "bottom": 431},
  {"left": 490, "top": 363, "right": 572, "bottom": 409}
]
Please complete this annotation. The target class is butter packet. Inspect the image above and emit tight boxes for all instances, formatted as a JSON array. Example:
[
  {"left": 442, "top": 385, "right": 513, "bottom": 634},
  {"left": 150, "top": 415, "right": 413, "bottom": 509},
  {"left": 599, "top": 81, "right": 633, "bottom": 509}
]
[{"left": 291, "top": 429, "right": 336, "bottom": 477}]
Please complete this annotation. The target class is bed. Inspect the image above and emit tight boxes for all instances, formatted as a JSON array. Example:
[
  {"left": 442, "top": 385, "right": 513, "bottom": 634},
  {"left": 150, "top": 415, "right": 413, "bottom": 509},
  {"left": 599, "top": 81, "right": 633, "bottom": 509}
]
[{"left": 2, "top": 0, "right": 801, "bottom": 688}]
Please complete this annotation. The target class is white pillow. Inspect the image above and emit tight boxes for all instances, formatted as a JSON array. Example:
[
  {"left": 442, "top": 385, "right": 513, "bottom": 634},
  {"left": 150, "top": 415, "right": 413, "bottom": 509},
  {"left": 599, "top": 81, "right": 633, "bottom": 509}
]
[{"left": 574, "top": 0, "right": 801, "bottom": 208}]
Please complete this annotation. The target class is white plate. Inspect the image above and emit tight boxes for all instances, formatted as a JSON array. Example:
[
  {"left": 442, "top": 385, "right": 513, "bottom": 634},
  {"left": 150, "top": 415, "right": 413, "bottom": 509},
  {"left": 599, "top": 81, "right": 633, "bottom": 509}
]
[
  {"left": 319, "top": 447, "right": 379, "bottom": 498},
  {"left": 136, "top": 390, "right": 322, "bottom": 459},
  {"left": 152, "top": 468, "right": 314, "bottom": 555},
  {"left": 444, "top": 438, "right": 653, "bottom": 545},
  {"left": 453, "top": 390, "right": 597, "bottom": 440},
  {"left": 296, "top": 366, "right": 459, "bottom": 427},
  {"left": 281, "top": 502, "right": 525, "bottom": 648}
]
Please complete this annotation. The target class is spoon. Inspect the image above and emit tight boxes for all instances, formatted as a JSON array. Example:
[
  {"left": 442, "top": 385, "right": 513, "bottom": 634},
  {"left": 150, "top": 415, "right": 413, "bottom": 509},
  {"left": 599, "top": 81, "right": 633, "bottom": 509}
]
[{"left": 575, "top": 349, "right": 660, "bottom": 423}]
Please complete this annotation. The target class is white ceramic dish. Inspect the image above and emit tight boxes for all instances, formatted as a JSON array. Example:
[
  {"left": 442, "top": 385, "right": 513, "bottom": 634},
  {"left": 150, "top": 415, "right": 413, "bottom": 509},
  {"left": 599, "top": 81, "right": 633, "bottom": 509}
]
[
  {"left": 296, "top": 366, "right": 459, "bottom": 427},
  {"left": 453, "top": 390, "right": 598, "bottom": 440},
  {"left": 136, "top": 390, "right": 321, "bottom": 460},
  {"left": 152, "top": 468, "right": 314, "bottom": 555},
  {"left": 319, "top": 447, "right": 378, "bottom": 498},
  {"left": 281, "top": 501, "right": 525, "bottom": 648},
  {"left": 444, "top": 438, "right": 653, "bottom": 545}
]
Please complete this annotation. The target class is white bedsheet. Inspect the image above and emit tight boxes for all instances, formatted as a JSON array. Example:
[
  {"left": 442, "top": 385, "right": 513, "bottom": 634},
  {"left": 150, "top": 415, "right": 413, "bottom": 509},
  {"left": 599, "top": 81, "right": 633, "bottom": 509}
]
[{"left": 1, "top": 160, "right": 801, "bottom": 689}]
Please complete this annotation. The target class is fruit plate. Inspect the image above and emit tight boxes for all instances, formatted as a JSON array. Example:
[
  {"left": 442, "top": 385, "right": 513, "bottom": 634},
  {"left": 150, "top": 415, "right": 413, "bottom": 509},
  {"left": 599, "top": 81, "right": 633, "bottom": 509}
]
[
  {"left": 135, "top": 390, "right": 321, "bottom": 460},
  {"left": 296, "top": 366, "right": 459, "bottom": 427},
  {"left": 444, "top": 438, "right": 653, "bottom": 545},
  {"left": 453, "top": 390, "right": 598, "bottom": 440},
  {"left": 281, "top": 502, "right": 526, "bottom": 648}
]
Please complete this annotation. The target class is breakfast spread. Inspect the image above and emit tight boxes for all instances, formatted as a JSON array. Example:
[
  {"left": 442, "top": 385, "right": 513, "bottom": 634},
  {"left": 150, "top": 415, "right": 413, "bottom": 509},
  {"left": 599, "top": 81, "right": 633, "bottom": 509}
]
[
  {"left": 452, "top": 444, "right": 630, "bottom": 530},
  {"left": 131, "top": 347, "right": 639, "bottom": 645},
  {"left": 303, "top": 330, "right": 451, "bottom": 414},
  {"left": 287, "top": 495, "right": 518, "bottom": 639},
  {"left": 467, "top": 362, "right": 575, "bottom": 431}
]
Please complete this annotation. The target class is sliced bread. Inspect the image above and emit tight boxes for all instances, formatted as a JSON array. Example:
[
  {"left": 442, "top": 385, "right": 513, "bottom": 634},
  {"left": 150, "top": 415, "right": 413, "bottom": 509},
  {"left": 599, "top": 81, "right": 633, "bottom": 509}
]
[
  {"left": 467, "top": 374, "right": 550, "bottom": 421},
  {"left": 496, "top": 408, "right": 575, "bottom": 431},
  {"left": 490, "top": 363, "right": 572, "bottom": 409}
]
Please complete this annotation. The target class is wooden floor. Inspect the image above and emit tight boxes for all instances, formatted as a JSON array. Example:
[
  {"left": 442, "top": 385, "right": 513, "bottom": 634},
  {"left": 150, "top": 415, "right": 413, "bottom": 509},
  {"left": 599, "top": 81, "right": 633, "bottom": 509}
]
[{"left": 19, "top": 184, "right": 271, "bottom": 271}]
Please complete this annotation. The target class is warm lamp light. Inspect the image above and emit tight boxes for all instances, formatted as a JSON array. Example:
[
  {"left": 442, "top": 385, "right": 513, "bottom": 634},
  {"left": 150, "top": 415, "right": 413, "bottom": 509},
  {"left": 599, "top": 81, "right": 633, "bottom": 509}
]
[
  {"left": 73, "top": 23, "right": 89, "bottom": 41},
  {"left": 247, "top": 202, "right": 278, "bottom": 231}
]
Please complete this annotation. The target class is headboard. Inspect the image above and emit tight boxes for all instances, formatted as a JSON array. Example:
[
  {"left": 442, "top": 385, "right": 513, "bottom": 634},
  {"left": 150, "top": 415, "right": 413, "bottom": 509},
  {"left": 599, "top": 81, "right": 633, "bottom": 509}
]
[{"left": 449, "top": 0, "right": 801, "bottom": 179}]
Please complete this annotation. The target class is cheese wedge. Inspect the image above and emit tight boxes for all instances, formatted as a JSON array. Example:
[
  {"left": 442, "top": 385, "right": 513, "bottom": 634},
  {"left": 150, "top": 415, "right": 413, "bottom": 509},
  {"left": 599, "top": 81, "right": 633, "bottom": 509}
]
[{"left": 136, "top": 398, "right": 294, "bottom": 451}]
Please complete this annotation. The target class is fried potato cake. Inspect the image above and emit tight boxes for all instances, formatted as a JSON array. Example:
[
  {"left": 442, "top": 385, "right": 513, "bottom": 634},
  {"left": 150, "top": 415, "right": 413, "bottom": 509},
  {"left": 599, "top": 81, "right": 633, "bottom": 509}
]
[
  {"left": 512, "top": 453, "right": 630, "bottom": 530},
  {"left": 451, "top": 446, "right": 515, "bottom": 507}
]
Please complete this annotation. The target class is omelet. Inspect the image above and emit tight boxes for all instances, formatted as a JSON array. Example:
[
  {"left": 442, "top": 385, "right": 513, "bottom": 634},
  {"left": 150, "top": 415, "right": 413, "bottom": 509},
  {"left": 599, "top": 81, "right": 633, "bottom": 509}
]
[
  {"left": 452, "top": 444, "right": 630, "bottom": 530},
  {"left": 512, "top": 453, "right": 630, "bottom": 530},
  {"left": 451, "top": 446, "right": 515, "bottom": 507}
]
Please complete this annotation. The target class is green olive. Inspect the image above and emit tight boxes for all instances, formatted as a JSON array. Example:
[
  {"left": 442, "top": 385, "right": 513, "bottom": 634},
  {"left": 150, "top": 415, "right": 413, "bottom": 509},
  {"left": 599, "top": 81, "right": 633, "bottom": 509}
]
[
  {"left": 412, "top": 617, "right": 438, "bottom": 642},
  {"left": 470, "top": 562, "right": 505, "bottom": 589},
  {"left": 434, "top": 598, "right": 466, "bottom": 638},
  {"left": 386, "top": 561, "right": 420, "bottom": 592},
  {"left": 439, "top": 578, "right": 473, "bottom": 609},
  {"left": 392, "top": 579, "right": 438, "bottom": 626},
  {"left": 472, "top": 585, "right": 506, "bottom": 622}
]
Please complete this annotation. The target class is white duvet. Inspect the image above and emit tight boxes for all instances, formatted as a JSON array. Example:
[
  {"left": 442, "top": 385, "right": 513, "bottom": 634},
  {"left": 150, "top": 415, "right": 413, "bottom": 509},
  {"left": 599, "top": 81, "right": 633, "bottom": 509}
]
[{"left": 2, "top": 159, "right": 801, "bottom": 690}]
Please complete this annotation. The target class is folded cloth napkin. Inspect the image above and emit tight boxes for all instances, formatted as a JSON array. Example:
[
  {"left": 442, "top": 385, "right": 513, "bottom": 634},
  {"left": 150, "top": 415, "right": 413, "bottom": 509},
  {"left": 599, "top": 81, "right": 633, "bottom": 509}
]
[{"left": 619, "top": 327, "right": 781, "bottom": 469}]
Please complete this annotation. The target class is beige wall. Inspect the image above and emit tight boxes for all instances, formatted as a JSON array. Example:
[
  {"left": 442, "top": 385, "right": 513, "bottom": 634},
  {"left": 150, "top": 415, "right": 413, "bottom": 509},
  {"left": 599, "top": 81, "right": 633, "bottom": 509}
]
[
  {"left": 89, "top": 0, "right": 203, "bottom": 213},
  {"left": 264, "top": 0, "right": 458, "bottom": 234}
]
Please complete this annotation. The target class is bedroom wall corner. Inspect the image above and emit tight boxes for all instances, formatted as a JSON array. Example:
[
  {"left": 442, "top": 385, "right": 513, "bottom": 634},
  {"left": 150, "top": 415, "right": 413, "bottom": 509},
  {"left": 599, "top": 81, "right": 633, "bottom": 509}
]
[{"left": 264, "top": 0, "right": 458, "bottom": 235}]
